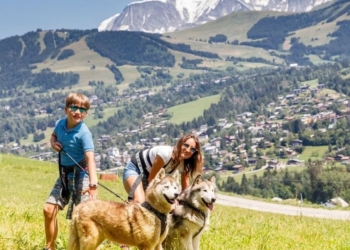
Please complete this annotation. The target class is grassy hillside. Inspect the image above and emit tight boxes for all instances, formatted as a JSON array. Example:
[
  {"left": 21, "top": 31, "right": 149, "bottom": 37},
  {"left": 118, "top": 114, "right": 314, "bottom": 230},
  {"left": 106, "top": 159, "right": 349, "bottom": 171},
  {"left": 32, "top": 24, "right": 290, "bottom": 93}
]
[
  {"left": 168, "top": 94, "right": 221, "bottom": 124},
  {"left": 165, "top": 11, "right": 290, "bottom": 43},
  {"left": 24, "top": 2, "right": 350, "bottom": 98},
  {"left": 1, "top": 154, "right": 350, "bottom": 249},
  {"left": 32, "top": 35, "right": 117, "bottom": 90}
]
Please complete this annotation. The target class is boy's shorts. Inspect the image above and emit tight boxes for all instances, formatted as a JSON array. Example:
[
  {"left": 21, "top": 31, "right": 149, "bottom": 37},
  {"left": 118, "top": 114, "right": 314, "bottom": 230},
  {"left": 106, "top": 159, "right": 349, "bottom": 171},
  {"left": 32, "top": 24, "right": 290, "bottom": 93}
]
[{"left": 46, "top": 176, "right": 89, "bottom": 210}]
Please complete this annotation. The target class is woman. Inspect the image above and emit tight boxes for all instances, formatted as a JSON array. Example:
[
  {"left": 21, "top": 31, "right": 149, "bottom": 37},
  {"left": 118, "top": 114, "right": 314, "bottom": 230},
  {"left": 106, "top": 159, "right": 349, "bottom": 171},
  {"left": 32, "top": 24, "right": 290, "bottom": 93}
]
[{"left": 123, "top": 134, "right": 204, "bottom": 203}]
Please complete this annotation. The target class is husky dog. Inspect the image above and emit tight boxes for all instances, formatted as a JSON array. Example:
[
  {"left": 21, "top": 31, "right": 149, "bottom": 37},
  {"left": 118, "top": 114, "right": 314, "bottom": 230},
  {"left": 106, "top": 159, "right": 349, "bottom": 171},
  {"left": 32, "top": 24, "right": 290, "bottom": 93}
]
[
  {"left": 163, "top": 175, "right": 217, "bottom": 250},
  {"left": 68, "top": 168, "right": 180, "bottom": 250}
]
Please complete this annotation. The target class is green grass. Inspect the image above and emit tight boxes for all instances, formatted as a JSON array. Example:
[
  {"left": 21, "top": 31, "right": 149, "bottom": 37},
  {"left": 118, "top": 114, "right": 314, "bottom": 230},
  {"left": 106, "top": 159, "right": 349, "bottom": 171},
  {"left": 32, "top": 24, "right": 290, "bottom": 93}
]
[
  {"left": 302, "top": 78, "right": 319, "bottom": 87},
  {"left": 2, "top": 154, "right": 350, "bottom": 249},
  {"left": 168, "top": 94, "right": 221, "bottom": 124},
  {"left": 298, "top": 146, "right": 329, "bottom": 161},
  {"left": 84, "top": 106, "right": 123, "bottom": 127}
]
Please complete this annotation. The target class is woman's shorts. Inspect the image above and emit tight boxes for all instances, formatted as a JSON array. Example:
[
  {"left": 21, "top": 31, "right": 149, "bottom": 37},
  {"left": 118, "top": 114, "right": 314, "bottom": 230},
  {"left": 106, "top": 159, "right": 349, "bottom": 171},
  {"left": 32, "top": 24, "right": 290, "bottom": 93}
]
[
  {"left": 123, "top": 161, "right": 141, "bottom": 182},
  {"left": 46, "top": 175, "right": 89, "bottom": 210}
]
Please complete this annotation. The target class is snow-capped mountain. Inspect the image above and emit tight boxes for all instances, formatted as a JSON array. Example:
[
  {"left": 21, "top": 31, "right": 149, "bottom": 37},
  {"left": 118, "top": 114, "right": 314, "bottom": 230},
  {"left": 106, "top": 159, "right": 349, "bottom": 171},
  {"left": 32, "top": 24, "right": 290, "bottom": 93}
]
[{"left": 98, "top": 0, "right": 334, "bottom": 33}]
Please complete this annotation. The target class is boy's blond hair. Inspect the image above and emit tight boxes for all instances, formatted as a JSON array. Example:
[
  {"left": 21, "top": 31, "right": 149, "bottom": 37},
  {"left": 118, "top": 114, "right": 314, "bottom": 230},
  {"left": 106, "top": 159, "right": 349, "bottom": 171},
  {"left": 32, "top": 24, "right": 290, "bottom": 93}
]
[{"left": 65, "top": 93, "right": 90, "bottom": 110}]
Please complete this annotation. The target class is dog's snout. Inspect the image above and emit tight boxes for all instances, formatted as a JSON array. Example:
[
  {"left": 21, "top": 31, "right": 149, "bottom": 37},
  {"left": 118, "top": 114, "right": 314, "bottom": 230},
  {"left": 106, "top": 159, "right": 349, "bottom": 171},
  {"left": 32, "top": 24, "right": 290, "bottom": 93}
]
[
  {"left": 174, "top": 193, "right": 179, "bottom": 199},
  {"left": 212, "top": 198, "right": 216, "bottom": 203}
]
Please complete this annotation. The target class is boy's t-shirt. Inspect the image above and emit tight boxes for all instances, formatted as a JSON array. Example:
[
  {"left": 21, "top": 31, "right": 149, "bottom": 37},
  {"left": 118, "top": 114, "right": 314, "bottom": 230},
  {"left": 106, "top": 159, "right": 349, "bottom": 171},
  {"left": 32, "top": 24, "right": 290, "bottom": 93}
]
[{"left": 54, "top": 118, "right": 94, "bottom": 167}]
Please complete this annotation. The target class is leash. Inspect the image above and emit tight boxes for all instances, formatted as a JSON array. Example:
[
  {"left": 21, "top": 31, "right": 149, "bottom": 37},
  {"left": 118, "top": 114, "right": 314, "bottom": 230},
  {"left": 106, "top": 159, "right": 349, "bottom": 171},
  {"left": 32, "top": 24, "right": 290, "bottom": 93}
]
[{"left": 60, "top": 148, "right": 128, "bottom": 203}]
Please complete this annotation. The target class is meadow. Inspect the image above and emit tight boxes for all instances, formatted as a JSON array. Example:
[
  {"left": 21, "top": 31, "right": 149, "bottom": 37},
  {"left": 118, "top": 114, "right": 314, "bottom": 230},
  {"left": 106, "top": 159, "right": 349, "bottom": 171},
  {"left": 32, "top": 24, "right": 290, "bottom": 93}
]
[
  {"left": 168, "top": 94, "right": 221, "bottom": 124},
  {"left": 2, "top": 154, "right": 350, "bottom": 249}
]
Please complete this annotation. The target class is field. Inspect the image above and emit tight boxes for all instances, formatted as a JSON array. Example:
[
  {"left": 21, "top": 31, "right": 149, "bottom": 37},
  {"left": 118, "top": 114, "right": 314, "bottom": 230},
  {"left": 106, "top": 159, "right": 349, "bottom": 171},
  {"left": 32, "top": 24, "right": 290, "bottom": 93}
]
[
  {"left": 2, "top": 154, "right": 350, "bottom": 249},
  {"left": 168, "top": 94, "right": 221, "bottom": 124}
]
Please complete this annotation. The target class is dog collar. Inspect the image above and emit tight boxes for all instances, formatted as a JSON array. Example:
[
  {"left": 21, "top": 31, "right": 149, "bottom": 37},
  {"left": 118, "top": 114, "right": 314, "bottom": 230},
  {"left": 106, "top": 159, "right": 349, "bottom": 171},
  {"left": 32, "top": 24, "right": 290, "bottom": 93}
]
[{"left": 141, "top": 202, "right": 167, "bottom": 235}]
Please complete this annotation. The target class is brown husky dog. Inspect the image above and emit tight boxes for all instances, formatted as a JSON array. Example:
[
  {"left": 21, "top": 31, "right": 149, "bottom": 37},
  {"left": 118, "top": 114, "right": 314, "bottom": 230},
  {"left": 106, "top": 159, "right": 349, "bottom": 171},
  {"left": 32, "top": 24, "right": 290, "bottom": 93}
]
[
  {"left": 68, "top": 168, "right": 180, "bottom": 250},
  {"left": 163, "top": 175, "right": 217, "bottom": 250}
]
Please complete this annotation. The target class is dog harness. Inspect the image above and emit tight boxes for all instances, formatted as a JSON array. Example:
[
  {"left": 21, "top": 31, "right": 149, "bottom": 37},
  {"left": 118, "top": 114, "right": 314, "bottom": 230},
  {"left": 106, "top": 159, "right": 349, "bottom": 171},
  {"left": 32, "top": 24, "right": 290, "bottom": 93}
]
[
  {"left": 58, "top": 151, "right": 87, "bottom": 219},
  {"left": 178, "top": 200, "right": 206, "bottom": 238},
  {"left": 141, "top": 202, "right": 167, "bottom": 235}
]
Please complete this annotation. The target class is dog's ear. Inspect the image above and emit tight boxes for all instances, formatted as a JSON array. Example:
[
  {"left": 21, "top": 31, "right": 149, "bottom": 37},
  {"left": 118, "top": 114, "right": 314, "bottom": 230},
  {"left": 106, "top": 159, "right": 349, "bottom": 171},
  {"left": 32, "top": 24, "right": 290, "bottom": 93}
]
[
  {"left": 192, "top": 174, "right": 202, "bottom": 187},
  {"left": 209, "top": 175, "right": 216, "bottom": 183},
  {"left": 171, "top": 169, "right": 179, "bottom": 182},
  {"left": 155, "top": 168, "right": 166, "bottom": 182}
]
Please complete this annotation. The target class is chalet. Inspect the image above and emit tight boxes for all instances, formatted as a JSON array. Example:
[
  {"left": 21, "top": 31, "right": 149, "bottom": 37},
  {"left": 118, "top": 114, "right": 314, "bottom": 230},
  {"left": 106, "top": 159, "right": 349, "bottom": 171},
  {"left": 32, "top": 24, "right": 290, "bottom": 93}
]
[
  {"left": 336, "top": 98, "right": 349, "bottom": 105},
  {"left": 100, "top": 135, "right": 111, "bottom": 141},
  {"left": 285, "top": 94, "right": 295, "bottom": 100},
  {"left": 214, "top": 166, "right": 227, "bottom": 174},
  {"left": 300, "top": 85, "right": 309, "bottom": 91},
  {"left": 267, "top": 159, "right": 280, "bottom": 170},
  {"left": 290, "top": 139, "right": 303, "bottom": 148},
  {"left": 223, "top": 123, "right": 233, "bottom": 129},
  {"left": 317, "top": 84, "right": 326, "bottom": 89},
  {"left": 197, "top": 130, "right": 208, "bottom": 142},
  {"left": 293, "top": 89, "right": 302, "bottom": 95},
  {"left": 334, "top": 155, "right": 350, "bottom": 162},
  {"left": 259, "top": 156, "right": 270, "bottom": 161},
  {"left": 247, "top": 158, "right": 257, "bottom": 166},
  {"left": 232, "top": 165, "right": 245, "bottom": 173},
  {"left": 286, "top": 159, "right": 304, "bottom": 166},
  {"left": 204, "top": 145, "right": 218, "bottom": 155},
  {"left": 107, "top": 147, "right": 120, "bottom": 158},
  {"left": 210, "top": 137, "right": 221, "bottom": 148}
]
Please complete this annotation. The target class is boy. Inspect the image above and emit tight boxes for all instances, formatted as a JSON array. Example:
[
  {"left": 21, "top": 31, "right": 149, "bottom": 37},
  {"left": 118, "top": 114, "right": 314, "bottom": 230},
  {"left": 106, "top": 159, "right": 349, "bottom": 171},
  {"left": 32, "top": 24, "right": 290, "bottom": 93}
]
[{"left": 43, "top": 93, "right": 98, "bottom": 250}]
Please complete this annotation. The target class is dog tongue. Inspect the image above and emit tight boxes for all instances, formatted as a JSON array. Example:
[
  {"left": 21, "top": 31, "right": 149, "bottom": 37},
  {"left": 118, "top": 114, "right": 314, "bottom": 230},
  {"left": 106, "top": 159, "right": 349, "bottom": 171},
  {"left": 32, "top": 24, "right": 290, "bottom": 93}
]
[{"left": 208, "top": 203, "right": 214, "bottom": 211}]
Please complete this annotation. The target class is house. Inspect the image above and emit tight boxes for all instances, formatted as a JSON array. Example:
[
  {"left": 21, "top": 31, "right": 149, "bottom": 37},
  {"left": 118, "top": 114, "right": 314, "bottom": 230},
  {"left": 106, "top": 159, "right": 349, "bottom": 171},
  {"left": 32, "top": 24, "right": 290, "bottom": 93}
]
[
  {"left": 290, "top": 139, "right": 303, "bottom": 148},
  {"left": 334, "top": 154, "right": 350, "bottom": 162},
  {"left": 214, "top": 166, "right": 227, "bottom": 174},
  {"left": 267, "top": 160, "right": 280, "bottom": 170},
  {"left": 107, "top": 147, "right": 120, "bottom": 158},
  {"left": 247, "top": 158, "right": 257, "bottom": 166},
  {"left": 197, "top": 131, "right": 208, "bottom": 142},
  {"left": 286, "top": 159, "right": 304, "bottom": 166},
  {"left": 204, "top": 145, "right": 218, "bottom": 155},
  {"left": 285, "top": 94, "right": 295, "bottom": 100},
  {"left": 317, "top": 84, "right": 326, "bottom": 89},
  {"left": 232, "top": 165, "right": 245, "bottom": 173}
]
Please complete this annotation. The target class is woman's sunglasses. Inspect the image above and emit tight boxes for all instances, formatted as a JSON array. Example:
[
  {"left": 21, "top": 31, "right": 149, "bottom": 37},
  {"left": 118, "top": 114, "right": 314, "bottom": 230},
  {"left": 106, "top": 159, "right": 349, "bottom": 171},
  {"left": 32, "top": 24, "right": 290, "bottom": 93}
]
[
  {"left": 69, "top": 105, "right": 87, "bottom": 113},
  {"left": 183, "top": 143, "right": 197, "bottom": 153}
]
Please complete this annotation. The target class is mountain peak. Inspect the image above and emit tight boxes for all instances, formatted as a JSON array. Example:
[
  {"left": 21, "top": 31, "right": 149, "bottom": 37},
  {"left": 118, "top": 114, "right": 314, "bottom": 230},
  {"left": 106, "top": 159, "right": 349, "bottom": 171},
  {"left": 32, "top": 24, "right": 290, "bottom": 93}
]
[{"left": 98, "top": 0, "right": 334, "bottom": 34}]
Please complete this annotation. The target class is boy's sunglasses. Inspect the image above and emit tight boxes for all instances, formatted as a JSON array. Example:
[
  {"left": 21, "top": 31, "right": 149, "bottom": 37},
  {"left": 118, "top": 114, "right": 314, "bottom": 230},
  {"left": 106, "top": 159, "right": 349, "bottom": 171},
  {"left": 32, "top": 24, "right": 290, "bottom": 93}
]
[
  {"left": 183, "top": 143, "right": 197, "bottom": 153},
  {"left": 69, "top": 105, "right": 87, "bottom": 113}
]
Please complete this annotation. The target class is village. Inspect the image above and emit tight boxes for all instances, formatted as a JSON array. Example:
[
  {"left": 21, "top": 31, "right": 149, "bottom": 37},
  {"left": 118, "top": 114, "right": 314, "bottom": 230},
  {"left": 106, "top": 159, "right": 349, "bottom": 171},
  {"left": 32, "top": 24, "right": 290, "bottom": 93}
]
[{"left": 21, "top": 79, "right": 350, "bottom": 178}]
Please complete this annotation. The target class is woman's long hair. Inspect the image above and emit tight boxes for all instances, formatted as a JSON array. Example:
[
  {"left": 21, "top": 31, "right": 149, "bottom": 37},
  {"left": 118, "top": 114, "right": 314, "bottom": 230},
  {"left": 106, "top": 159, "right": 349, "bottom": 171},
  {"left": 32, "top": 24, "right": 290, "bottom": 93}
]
[{"left": 172, "top": 134, "right": 204, "bottom": 178}]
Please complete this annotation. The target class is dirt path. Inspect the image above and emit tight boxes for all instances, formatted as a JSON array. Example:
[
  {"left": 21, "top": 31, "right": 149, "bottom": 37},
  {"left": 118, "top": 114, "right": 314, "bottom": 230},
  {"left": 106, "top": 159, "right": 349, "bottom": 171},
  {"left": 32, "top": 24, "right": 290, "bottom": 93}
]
[{"left": 217, "top": 194, "right": 350, "bottom": 220}]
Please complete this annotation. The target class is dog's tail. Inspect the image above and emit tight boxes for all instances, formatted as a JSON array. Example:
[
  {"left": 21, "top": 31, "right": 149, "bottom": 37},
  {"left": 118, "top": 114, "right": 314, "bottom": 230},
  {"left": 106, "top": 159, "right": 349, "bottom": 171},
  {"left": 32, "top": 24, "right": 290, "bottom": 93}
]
[{"left": 67, "top": 217, "right": 79, "bottom": 250}]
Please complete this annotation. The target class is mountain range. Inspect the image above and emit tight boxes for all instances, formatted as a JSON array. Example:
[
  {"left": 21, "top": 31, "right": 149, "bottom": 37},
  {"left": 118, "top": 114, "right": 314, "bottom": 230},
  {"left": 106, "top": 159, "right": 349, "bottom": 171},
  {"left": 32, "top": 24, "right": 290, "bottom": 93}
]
[
  {"left": 99, "top": 0, "right": 335, "bottom": 33},
  {"left": 0, "top": 0, "right": 349, "bottom": 97}
]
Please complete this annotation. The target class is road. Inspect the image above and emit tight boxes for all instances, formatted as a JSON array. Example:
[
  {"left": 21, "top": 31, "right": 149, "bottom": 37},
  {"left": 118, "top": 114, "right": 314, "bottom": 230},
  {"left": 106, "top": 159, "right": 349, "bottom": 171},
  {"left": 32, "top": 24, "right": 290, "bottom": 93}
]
[{"left": 216, "top": 194, "right": 350, "bottom": 220}]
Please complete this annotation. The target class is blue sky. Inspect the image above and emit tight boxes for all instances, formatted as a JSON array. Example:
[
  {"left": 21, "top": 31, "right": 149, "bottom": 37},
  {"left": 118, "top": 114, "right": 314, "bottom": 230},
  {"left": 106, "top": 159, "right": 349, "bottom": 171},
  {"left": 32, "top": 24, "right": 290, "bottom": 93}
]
[{"left": 0, "top": 0, "right": 135, "bottom": 40}]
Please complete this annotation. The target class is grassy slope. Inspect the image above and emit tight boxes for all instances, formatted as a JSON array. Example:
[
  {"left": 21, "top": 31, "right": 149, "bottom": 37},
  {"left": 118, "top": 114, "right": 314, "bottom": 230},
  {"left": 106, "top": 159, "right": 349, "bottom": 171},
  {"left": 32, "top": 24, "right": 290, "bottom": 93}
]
[
  {"left": 283, "top": 13, "right": 350, "bottom": 50},
  {"left": 168, "top": 94, "right": 221, "bottom": 124},
  {"left": 2, "top": 154, "right": 350, "bottom": 249},
  {"left": 30, "top": 5, "right": 350, "bottom": 94},
  {"left": 165, "top": 11, "right": 289, "bottom": 43},
  {"left": 32, "top": 35, "right": 119, "bottom": 90}
]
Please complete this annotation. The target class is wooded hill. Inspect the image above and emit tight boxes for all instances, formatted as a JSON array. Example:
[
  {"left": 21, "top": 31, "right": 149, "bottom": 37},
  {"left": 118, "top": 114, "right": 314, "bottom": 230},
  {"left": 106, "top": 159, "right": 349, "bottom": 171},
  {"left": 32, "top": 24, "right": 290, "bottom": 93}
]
[{"left": 0, "top": 0, "right": 349, "bottom": 97}]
